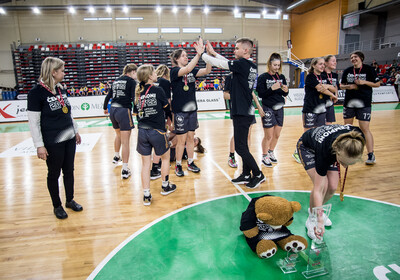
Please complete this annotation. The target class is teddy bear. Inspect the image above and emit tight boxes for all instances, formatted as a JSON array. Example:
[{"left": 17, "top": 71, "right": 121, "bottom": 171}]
[{"left": 240, "top": 194, "right": 308, "bottom": 258}]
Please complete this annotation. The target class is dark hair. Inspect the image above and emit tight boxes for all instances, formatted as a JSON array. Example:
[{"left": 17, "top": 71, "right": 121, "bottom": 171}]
[
  {"left": 267, "top": 53, "right": 282, "bottom": 73},
  {"left": 350, "top": 51, "right": 365, "bottom": 62},
  {"left": 194, "top": 137, "right": 205, "bottom": 153},
  {"left": 170, "top": 49, "right": 185, "bottom": 67},
  {"left": 236, "top": 37, "right": 254, "bottom": 54}
]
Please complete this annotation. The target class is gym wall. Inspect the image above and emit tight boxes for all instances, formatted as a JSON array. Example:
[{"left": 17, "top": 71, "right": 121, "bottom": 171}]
[{"left": 0, "top": 6, "right": 290, "bottom": 88}]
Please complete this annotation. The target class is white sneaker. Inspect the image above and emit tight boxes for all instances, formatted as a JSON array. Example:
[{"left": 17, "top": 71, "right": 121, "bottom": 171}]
[
  {"left": 305, "top": 216, "right": 316, "bottom": 240},
  {"left": 268, "top": 151, "right": 277, "bottom": 163},
  {"left": 261, "top": 155, "right": 273, "bottom": 168},
  {"left": 308, "top": 208, "right": 332, "bottom": 226},
  {"left": 121, "top": 168, "right": 131, "bottom": 179}
]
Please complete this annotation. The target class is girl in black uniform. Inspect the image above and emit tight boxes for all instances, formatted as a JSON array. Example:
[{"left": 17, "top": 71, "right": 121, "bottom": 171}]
[
  {"left": 303, "top": 57, "right": 338, "bottom": 130},
  {"left": 256, "top": 53, "right": 289, "bottom": 167},
  {"left": 340, "top": 51, "right": 380, "bottom": 165},
  {"left": 103, "top": 64, "right": 137, "bottom": 179},
  {"left": 297, "top": 124, "right": 365, "bottom": 240},
  {"left": 28, "top": 57, "right": 83, "bottom": 219},
  {"left": 134, "top": 64, "right": 176, "bottom": 206},
  {"left": 170, "top": 38, "right": 211, "bottom": 177},
  {"left": 149, "top": 64, "right": 172, "bottom": 180},
  {"left": 322, "top": 55, "right": 339, "bottom": 125},
  {"left": 202, "top": 38, "right": 265, "bottom": 189}
]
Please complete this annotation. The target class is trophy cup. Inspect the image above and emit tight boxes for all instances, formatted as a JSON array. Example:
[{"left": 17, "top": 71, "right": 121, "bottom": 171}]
[
  {"left": 302, "top": 204, "right": 332, "bottom": 279},
  {"left": 277, "top": 248, "right": 300, "bottom": 274}
]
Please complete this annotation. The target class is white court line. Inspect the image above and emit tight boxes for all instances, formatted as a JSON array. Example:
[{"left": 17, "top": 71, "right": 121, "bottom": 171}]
[{"left": 206, "top": 154, "right": 252, "bottom": 202}]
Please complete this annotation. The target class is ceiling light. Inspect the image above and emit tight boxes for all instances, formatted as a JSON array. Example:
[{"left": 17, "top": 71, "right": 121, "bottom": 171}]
[
  {"left": 68, "top": 7, "right": 76, "bottom": 14},
  {"left": 156, "top": 6, "right": 162, "bottom": 14},
  {"left": 0, "top": 7, "right": 6, "bottom": 15},
  {"left": 276, "top": 9, "right": 281, "bottom": 15},
  {"left": 32, "top": 7, "right": 40, "bottom": 14},
  {"left": 88, "top": 6, "right": 95, "bottom": 14},
  {"left": 172, "top": 6, "right": 178, "bottom": 14},
  {"left": 186, "top": 7, "right": 192, "bottom": 14},
  {"left": 234, "top": 8, "right": 239, "bottom": 14},
  {"left": 287, "top": 0, "right": 307, "bottom": 11},
  {"left": 106, "top": 6, "right": 112, "bottom": 13},
  {"left": 122, "top": 6, "right": 129, "bottom": 13},
  {"left": 204, "top": 7, "right": 209, "bottom": 14},
  {"left": 262, "top": 9, "right": 267, "bottom": 16}
]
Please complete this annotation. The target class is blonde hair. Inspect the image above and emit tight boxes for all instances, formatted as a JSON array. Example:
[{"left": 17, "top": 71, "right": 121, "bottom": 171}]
[
  {"left": 134, "top": 64, "right": 154, "bottom": 105},
  {"left": 123, "top": 63, "right": 137, "bottom": 75},
  {"left": 308, "top": 57, "right": 324, "bottom": 74},
  {"left": 155, "top": 64, "right": 170, "bottom": 80},
  {"left": 39, "top": 57, "right": 65, "bottom": 91},
  {"left": 267, "top": 52, "right": 282, "bottom": 73},
  {"left": 332, "top": 130, "right": 365, "bottom": 159}
]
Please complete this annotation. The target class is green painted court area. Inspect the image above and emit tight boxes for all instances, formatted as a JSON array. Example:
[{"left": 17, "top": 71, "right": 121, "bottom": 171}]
[
  {"left": 1, "top": 103, "right": 399, "bottom": 134},
  {"left": 91, "top": 191, "right": 400, "bottom": 280}
]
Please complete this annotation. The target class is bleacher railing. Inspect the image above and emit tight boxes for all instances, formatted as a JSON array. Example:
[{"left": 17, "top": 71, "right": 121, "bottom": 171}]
[{"left": 339, "top": 34, "right": 400, "bottom": 54}]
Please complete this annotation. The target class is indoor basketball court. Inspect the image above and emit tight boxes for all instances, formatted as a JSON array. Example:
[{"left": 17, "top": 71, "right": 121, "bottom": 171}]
[{"left": 0, "top": 1, "right": 399, "bottom": 279}]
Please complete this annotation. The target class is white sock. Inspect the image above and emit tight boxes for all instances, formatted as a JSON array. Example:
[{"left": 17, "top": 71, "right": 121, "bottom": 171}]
[
  {"left": 176, "top": 160, "right": 182, "bottom": 166},
  {"left": 162, "top": 180, "right": 169, "bottom": 187},
  {"left": 143, "top": 189, "right": 150, "bottom": 196},
  {"left": 188, "top": 158, "right": 193, "bottom": 164},
  {"left": 122, "top": 163, "right": 128, "bottom": 170},
  {"left": 115, "top": 152, "right": 120, "bottom": 158}
]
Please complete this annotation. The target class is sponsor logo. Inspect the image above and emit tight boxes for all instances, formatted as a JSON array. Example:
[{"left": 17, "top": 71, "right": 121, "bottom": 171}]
[
  {"left": 81, "top": 103, "right": 90, "bottom": 110},
  {"left": 0, "top": 104, "right": 16, "bottom": 119}
]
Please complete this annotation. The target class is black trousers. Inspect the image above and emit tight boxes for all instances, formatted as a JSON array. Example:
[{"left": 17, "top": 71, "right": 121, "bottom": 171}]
[
  {"left": 45, "top": 137, "right": 76, "bottom": 208},
  {"left": 232, "top": 115, "right": 261, "bottom": 177}
]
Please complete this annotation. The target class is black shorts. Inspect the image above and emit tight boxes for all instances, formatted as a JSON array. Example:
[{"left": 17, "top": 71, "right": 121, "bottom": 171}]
[
  {"left": 343, "top": 107, "right": 371, "bottom": 122},
  {"left": 325, "top": 105, "right": 336, "bottom": 123},
  {"left": 174, "top": 112, "right": 199, "bottom": 134},
  {"left": 296, "top": 138, "right": 338, "bottom": 172},
  {"left": 137, "top": 128, "right": 170, "bottom": 156},
  {"left": 303, "top": 112, "right": 326, "bottom": 128},
  {"left": 262, "top": 106, "right": 284, "bottom": 128},
  {"left": 109, "top": 107, "right": 134, "bottom": 131}
]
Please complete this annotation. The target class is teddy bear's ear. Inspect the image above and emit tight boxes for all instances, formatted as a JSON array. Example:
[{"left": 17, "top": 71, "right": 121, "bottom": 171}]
[
  {"left": 290, "top": 201, "right": 301, "bottom": 212},
  {"left": 257, "top": 213, "right": 273, "bottom": 222}
]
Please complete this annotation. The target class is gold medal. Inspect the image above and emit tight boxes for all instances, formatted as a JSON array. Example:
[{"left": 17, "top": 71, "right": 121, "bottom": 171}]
[
  {"left": 183, "top": 85, "right": 189, "bottom": 91},
  {"left": 319, "top": 94, "right": 323, "bottom": 99},
  {"left": 138, "top": 111, "right": 144, "bottom": 118},
  {"left": 62, "top": 106, "right": 68, "bottom": 114}
]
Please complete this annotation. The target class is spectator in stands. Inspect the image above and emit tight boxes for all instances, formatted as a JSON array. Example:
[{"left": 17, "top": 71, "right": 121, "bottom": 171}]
[{"left": 394, "top": 70, "right": 400, "bottom": 97}]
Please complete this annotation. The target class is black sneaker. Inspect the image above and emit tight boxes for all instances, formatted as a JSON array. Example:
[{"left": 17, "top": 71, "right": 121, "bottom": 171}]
[
  {"left": 121, "top": 168, "right": 131, "bottom": 179},
  {"left": 231, "top": 174, "right": 251, "bottom": 184},
  {"left": 112, "top": 156, "right": 121, "bottom": 165},
  {"left": 65, "top": 200, "right": 83, "bottom": 211},
  {"left": 365, "top": 153, "right": 376, "bottom": 165},
  {"left": 54, "top": 206, "right": 68, "bottom": 219},
  {"left": 156, "top": 162, "right": 161, "bottom": 172},
  {"left": 188, "top": 161, "right": 201, "bottom": 173},
  {"left": 143, "top": 194, "right": 152, "bottom": 206},
  {"left": 150, "top": 169, "right": 161, "bottom": 180},
  {"left": 175, "top": 165, "right": 184, "bottom": 177},
  {"left": 246, "top": 173, "right": 266, "bottom": 189},
  {"left": 161, "top": 183, "right": 177, "bottom": 195}
]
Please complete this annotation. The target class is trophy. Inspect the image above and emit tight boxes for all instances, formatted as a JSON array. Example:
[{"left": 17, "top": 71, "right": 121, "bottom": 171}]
[
  {"left": 302, "top": 204, "right": 332, "bottom": 279},
  {"left": 277, "top": 248, "right": 300, "bottom": 274}
]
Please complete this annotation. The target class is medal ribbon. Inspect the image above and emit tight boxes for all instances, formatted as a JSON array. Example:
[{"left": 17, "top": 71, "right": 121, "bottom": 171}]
[
  {"left": 184, "top": 75, "right": 188, "bottom": 87},
  {"left": 140, "top": 85, "right": 153, "bottom": 111},
  {"left": 314, "top": 73, "right": 323, "bottom": 84},
  {"left": 270, "top": 72, "right": 282, "bottom": 86},
  {"left": 353, "top": 65, "right": 362, "bottom": 81},
  {"left": 327, "top": 72, "right": 333, "bottom": 85},
  {"left": 40, "top": 81, "right": 65, "bottom": 107}
]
